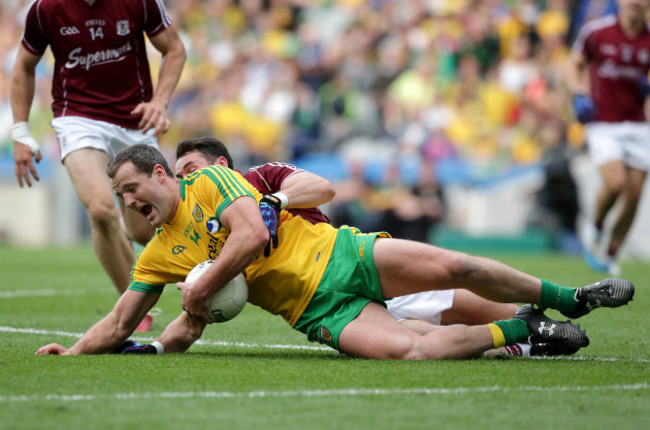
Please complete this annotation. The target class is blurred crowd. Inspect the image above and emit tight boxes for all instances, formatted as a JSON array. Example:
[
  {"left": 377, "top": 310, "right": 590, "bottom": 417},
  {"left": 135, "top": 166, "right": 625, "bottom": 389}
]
[{"left": 0, "top": 0, "right": 613, "bottom": 242}]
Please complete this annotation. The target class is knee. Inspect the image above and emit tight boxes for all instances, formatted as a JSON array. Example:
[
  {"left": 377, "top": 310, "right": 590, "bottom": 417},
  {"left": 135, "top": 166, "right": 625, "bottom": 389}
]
[
  {"left": 603, "top": 179, "right": 625, "bottom": 196},
  {"left": 85, "top": 199, "right": 120, "bottom": 227},
  {"left": 444, "top": 252, "right": 480, "bottom": 280},
  {"left": 388, "top": 336, "right": 424, "bottom": 360},
  {"left": 388, "top": 335, "right": 448, "bottom": 360}
]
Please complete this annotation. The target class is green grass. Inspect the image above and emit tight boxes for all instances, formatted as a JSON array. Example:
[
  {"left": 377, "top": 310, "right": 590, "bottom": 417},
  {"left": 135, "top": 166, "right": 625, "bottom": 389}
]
[{"left": 0, "top": 245, "right": 648, "bottom": 430}]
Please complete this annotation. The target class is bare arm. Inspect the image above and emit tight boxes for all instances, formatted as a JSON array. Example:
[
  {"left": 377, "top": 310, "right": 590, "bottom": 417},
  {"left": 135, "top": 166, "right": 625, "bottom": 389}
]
[
  {"left": 567, "top": 51, "right": 590, "bottom": 96},
  {"left": 177, "top": 196, "right": 269, "bottom": 324},
  {"left": 36, "top": 290, "right": 160, "bottom": 355},
  {"left": 132, "top": 24, "right": 186, "bottom": 136},
  {"left": 10, "top": 46, "right": 43, "bottom": 187},
  {"left": 156, "top": 311, "right": 207, "bottom": 353},
  {"left": 280, "top": 171, "right": 335, "bottom": 208}
]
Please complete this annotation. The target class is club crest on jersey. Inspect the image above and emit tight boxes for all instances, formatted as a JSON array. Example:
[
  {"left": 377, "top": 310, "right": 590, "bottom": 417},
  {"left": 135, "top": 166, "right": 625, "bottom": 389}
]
[
  {"left": 319, "top": 326, "right": 333, "bottom": 343},
  {"left": 192, "top": 204, "right": 204, "bottom": 222},
  {"left": 116, "top": 20, "right": 130, "bottom": 36},
  {"left": 206, "top": 217, "right": 220, "bottom": 234}
]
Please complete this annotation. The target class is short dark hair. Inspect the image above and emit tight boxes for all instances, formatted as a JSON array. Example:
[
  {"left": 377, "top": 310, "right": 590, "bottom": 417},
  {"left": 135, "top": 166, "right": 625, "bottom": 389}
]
[
  {"left": 107, "top": 144, "right": 174, "bottom": 179},
  {"left": 176, "top": 136, "right": 234, "bottom": 169}
]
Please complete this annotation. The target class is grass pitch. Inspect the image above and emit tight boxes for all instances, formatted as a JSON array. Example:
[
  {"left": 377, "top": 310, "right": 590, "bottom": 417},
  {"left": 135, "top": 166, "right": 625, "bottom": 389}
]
[{"left": 0, "top": 245, "right": 648, "bottom": 430}]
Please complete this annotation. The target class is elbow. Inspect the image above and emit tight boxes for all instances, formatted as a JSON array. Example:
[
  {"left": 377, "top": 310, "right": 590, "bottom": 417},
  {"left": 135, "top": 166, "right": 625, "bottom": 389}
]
[
  {"left": 324, "top": 182, "right": 336, "bottom": 202},
  {"left": 315, "top": 180, "right": 336, "bottom": 205},
  {"left": 167, "top": 38, "right": 187, "bottom": 64},
  {"left": 178, "top": 44, "right": 187, "bottom": 63},
  {"left": 252, "top": 223, "right": 270, "bottom": 249}
]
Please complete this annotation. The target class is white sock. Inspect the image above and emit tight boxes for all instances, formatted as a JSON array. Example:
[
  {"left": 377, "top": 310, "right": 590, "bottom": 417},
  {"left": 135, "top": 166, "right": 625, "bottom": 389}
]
[{"left": 504, "top": 343, "right": 531, "bottom": 357}]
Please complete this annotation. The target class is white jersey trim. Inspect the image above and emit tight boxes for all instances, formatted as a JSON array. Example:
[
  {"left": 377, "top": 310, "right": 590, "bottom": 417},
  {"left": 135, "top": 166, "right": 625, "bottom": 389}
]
[
  {"left": 146, "top": 0, "right": 173, "bottom": 34},
  {"left": 572, "top": 14, "right": 617, "bottom": 54},
  {"left": 248, "top": 163, "right": 305, "bottom": 192}
]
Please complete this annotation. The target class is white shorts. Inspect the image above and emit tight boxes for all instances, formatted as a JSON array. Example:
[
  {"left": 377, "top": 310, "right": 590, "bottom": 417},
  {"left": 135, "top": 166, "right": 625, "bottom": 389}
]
[
  {"left": 386, "top": 289, "right": 455, "bottom": 325},
  {"left": 585, "top": 122, "right": 650, "bottom": 171},
  {"left": 51, "top": 116, "right": 158, "bottom": 161}
]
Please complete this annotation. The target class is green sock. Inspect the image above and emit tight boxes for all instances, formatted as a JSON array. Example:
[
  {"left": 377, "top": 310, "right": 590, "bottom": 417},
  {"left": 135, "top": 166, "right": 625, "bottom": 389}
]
[
  {"left": 540, "top": 279, "right": 577, "bottom": 312},
  {"left": 491, "top": 319, "right": 530, "bottom": 345}
]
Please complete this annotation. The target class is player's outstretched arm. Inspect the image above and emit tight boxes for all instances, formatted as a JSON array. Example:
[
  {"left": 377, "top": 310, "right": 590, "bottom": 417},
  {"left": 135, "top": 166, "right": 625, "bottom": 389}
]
[
  {"left": 280, "top": 171, "right": 335, "bottom": 209},
  {"left": 10, "top": 46, "right": 43, "bottom": 188},
  {"left": 132, "top": 24, "right": 186, "bottom": 136},
  {"left": 35, "top": 290, "right": 161, "bottom": 355},
  {"left": 111, "top": 311, "right": 205, "bottom": 354}
]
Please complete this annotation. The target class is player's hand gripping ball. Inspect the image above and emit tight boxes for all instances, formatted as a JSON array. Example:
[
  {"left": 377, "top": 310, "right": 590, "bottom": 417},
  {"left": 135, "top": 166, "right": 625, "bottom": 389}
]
[{"left": 185, "top": 260, "right": 248, "bottom": 323}]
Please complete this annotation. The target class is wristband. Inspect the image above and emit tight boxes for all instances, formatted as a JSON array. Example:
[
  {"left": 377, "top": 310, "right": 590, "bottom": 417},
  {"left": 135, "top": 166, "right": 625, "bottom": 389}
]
[
  {"left": 150, "top": 340, "right": 165, "bottom": 354},
  {"left": 11, "top": 122, "right": 40, "bottom": 154},
  {"left": 271, "top": 192, "right": 288, "bottom": 208}
]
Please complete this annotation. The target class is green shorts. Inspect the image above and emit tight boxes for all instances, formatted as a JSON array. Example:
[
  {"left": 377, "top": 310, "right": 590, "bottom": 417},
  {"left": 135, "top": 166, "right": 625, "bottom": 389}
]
[{"left": 294, "top": 227, "right": 389, "bottom": 350}]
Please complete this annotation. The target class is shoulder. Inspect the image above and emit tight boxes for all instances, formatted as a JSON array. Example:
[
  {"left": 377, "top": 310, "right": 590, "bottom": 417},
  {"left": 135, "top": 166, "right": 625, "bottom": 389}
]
[
  {"left": 249, "top": 162, "right": 304, "bottom": 173},
  {"left": 185, "top": 166, "right": 251, "bottom": 195},
  {"left": 24, "top": 0, "right": 53, "bottom": 20},
  {"left": 138, "top": 0, "right": 173, "bottom": 31},
  {"left": 28, "top": 0, "right": 67, "bottom": 14},
  {"left": 134, "top": 230, "right": 166, "bottom": 268},
  {"left": 573, "top": 15, "right": 617, "bottom": 52},
  {"left": 246, "top": 162, "right": 305, "bottom": 191},
  {"left": 581, "top": 15, "right": 618, "bottom": 38}
]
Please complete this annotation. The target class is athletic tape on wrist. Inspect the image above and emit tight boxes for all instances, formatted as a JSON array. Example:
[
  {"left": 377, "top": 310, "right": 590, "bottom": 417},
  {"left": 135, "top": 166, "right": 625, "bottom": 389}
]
[
  {"left": 271, "top": 192, "right": 288, "bottom": 208},
  {"left": 11, "top": 122, "right": 40, "bottom": 154},
  {"left": 150, "top": 341, "right": 165, "bottom": 354}
]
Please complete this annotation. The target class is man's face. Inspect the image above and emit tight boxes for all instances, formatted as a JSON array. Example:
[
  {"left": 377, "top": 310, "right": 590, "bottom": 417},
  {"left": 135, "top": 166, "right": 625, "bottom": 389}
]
[
  {"left": 112, "top": 161, "right": 170, "bottom": 227},
  {"left": 619, "top": 0, "right": 649, "bottom": 17},
  {"left": 175, "top": 151, "right": 212, "bottom": 178}
]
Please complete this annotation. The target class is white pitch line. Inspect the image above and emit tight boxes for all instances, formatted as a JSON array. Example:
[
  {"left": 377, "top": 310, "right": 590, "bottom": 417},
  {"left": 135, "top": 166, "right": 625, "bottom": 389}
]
[
  {"left": 2, "top": 326, "right": 649, "bottom": 361},
  {"left": 0, "top": 289, "right": 92, "bottom": 298},
  {"left": 0, "top": 326, "right": 331, "bottom": 351},
  {"left": 1, "top": 383, "right": 647, "bottom": 403}
]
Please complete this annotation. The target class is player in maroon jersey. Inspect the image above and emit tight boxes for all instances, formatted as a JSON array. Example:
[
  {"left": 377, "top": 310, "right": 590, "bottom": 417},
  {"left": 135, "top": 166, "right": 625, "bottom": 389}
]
[
  {"left": 11, "top": 0, "right": 186, "bottom": 331},
  {"left": 174, "top": 138, "right": 333, "bottom": 227},
  {"left": 569, "top": 0, "right": 650, "bottom": 275}
]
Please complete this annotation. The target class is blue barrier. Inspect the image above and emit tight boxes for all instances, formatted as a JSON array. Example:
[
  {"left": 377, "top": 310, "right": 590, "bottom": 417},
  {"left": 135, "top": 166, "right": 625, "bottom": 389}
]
[{"left": 292, "top": 152, "right": 542, "bottom": 188}]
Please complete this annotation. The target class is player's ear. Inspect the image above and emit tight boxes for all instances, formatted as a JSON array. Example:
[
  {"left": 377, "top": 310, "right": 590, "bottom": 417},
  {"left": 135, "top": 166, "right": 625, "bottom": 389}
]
[
  {"left": 153, "top": 164, "right": 168, "bottom": 181},
  {"left": 216, "top": 156, "right": 229, "bottom": 168}
]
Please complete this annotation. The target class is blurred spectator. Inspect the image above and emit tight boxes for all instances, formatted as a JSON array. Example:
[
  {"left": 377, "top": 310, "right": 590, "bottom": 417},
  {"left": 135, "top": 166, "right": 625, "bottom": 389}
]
[
  {"left": 528, "top": 118, "right": 580, "bottom": 254},
  {"left": 0, "top": 0, "right": 581, "bottom": 169},
  {"left": 0, "top": 0, "right": 587, "bottom": 246}
]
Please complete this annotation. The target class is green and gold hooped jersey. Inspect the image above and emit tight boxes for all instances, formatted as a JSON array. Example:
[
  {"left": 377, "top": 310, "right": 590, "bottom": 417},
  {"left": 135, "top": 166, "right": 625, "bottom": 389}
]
[{"left": 128, "top": 165, "right": 338, "bottom": 327}]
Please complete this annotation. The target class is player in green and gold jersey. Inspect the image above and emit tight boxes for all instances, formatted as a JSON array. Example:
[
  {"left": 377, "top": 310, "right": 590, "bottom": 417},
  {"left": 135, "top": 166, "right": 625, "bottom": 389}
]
[{"left": 129, "top": 162, "right": 338, "bottom": 327}]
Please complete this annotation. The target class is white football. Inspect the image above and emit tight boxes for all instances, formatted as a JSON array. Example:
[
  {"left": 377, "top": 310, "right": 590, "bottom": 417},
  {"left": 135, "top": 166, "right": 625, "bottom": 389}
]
[{"left": 185, "top": 260, "right": 248, "bottom": 323}]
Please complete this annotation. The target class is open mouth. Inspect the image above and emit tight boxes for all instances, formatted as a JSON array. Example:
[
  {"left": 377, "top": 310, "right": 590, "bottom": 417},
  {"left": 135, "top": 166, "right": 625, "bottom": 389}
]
[{"left": 140, "top": 204, "right": 153, "bottom": 217}]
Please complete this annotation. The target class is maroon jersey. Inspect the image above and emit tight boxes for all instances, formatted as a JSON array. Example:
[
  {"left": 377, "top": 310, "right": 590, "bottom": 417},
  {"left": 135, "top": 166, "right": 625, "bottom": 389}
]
[
  {"left": 573, "top": 15, "right": 650, "bottom": 122},
  {"left": 21, "top": 0, "right": 172, "bottom": 129},
  {"left": 244, "top": 162, "right": 331, "bottom": 225}
]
